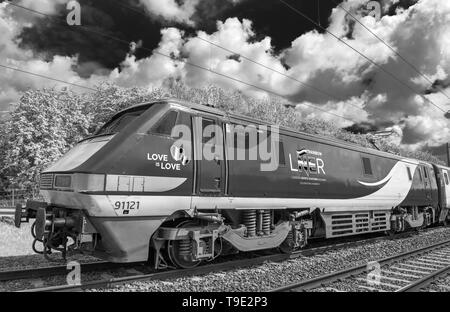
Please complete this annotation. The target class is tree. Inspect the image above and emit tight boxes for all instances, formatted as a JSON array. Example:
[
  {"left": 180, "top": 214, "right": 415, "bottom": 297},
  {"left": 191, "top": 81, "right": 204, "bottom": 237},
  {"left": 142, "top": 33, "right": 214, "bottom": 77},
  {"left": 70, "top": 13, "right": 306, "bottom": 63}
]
[{"left": 1, "top": 89, "right": 90, "bottom": 191}]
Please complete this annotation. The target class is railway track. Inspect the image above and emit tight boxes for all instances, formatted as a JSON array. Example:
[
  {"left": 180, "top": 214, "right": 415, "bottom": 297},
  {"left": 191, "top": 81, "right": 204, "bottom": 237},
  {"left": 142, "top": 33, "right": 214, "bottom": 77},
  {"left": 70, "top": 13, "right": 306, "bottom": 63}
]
[
  {"left": 270, "top": 238, "right": 450, "bottom": 292},
  {"left": 2, "top": 229, "right": 434, "bottom": 292},
  {"left": 0, "top": 261, "right": 144, "bottom": 282},
  {"left": 22, "top": 253, "right": 292, "bottom": 292},
  {"left": 10, "top": 233, "right": 392, "bottom": 292}
]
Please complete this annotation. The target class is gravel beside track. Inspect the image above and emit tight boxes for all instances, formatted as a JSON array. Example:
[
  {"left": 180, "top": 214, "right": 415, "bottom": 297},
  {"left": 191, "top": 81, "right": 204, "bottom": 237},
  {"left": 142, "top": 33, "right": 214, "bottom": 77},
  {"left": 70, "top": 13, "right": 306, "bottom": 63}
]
[
  {"left": 95, "top": 227, "right": 450, "bottom": 292},
  {"left": 427, "top": 273, "right": 450, "bottom": 292},
  {"left": 0, "top": 254, "right": 99, "bottom": 272}
]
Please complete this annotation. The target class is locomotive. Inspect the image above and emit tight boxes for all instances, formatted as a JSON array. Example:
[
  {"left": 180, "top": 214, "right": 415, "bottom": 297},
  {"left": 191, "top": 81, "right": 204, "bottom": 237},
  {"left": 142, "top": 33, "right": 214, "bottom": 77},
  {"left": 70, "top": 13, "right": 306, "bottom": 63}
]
[{"left": 15, "top": 98, "right": 450, "bottom": 268}]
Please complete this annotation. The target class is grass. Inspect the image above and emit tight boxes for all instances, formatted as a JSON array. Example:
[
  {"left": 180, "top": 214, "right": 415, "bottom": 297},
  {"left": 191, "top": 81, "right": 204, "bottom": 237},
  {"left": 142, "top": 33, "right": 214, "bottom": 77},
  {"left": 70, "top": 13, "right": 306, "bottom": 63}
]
[{"left": 0, "top": 218, "right": 34, "bottom": 257}]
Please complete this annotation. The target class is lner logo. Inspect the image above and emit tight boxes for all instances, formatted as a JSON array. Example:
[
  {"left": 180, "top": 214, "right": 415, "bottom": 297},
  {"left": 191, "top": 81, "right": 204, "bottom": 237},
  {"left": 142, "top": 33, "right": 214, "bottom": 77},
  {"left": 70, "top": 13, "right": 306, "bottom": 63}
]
[{"left": 289, "top": 149, "right": 326, "bottom": 176}]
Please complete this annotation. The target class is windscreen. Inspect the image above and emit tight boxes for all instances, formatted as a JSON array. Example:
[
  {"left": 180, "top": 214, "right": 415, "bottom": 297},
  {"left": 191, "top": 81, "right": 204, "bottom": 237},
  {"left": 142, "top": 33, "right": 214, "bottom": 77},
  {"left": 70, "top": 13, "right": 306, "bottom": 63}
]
[{"left": 96, "top": 106, "right": 149, "bottom": 136}]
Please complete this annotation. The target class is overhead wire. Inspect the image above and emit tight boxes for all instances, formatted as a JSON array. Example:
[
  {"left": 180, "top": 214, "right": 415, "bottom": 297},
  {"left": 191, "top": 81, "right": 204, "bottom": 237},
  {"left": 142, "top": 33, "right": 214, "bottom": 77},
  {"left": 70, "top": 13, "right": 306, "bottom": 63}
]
[{"left": 0, "top": 63, "right": 97, "bottom": 91}]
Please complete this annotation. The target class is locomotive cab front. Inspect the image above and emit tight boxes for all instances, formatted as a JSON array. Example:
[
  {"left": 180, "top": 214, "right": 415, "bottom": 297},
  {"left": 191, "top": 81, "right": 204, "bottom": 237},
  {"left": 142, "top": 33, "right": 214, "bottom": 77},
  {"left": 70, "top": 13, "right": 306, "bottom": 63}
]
[{"left": 15, "top": 100, "right": 195, "bottom": 262}]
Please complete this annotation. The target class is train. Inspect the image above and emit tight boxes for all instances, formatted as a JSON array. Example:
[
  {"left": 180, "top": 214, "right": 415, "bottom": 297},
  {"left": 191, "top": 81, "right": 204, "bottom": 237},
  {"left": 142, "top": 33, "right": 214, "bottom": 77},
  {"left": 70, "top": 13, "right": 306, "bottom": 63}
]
[{"left": 14, "top": 98, "right": 450, "bottom": 268}]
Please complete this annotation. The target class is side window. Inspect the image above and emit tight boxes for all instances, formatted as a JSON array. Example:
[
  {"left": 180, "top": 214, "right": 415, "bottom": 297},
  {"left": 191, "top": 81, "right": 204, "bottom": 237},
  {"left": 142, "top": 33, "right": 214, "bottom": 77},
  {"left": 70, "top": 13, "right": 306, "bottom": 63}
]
[
  {"left": 418, "top": 168, "right": 423, "bottom": 182},
  {"left": 97, "top": 106, "right": 148, "bottom": 135},
  {"left": 423, "top": 167, "right": 428, "bottom": 179},
  {"left": 444, "top": 171, "right": 449, "bottom": 185},
  {"left": 151, "top": 110, "right": 178, "bottom": 136},
  {"left": 362, "top": 157, "right": 373, "bottom": 175},
  {"left": 175, "top": 110, "right": 192, "bottom": 129},
  {"left": 406, "top": 166, "right": 412, "bottom": 181}
]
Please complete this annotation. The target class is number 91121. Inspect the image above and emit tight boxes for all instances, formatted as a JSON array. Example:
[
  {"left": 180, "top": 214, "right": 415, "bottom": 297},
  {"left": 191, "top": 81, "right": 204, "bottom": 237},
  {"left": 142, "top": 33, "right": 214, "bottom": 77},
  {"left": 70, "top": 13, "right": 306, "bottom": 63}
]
[{"left": 114, "top": 201, "right": 140, "bottom": 210}]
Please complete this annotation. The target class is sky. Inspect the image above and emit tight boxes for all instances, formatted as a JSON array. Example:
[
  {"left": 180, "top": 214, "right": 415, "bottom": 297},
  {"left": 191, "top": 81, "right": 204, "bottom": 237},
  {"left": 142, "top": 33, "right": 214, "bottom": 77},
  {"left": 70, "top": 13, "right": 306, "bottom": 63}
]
[{"left": 0, "top": 0, "right": 449, "bottom": 159}]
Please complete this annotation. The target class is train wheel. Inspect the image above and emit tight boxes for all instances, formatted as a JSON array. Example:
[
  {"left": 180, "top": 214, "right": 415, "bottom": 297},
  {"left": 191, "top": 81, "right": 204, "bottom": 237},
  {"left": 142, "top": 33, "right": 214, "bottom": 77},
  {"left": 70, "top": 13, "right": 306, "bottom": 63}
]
[
  {"left": 167, "top": 220, "right": 201, "bottom": 269},
  {"left": 279, "top": 230, "right": 295, "bottom": 254}
]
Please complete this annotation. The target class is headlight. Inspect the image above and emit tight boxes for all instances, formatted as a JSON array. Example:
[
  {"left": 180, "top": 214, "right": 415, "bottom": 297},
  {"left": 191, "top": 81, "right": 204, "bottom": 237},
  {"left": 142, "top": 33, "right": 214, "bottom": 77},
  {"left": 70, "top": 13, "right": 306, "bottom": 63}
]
[
  {"left": 54, "top": 174, "right": 72, "bottom": 189},
  {"left": 41, "top": 173, "right": 105, "bottom": 192}
]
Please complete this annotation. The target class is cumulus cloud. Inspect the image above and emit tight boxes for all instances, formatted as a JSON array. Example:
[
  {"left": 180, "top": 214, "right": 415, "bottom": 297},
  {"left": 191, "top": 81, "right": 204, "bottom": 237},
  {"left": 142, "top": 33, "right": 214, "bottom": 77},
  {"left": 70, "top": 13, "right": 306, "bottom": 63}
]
[
  {"left": 108, "top": 28, "right": 184, "bottom": 88},
  {"left": 138, "top": 0, "right": 200, "bottom": 25},
  {"left": 279, "top": 0, "right": 450, "bottom": 147},
  {"left": 0, "top": 2, "right": 102, "bottom": 113},
  {"left": 138, "top": 0, "right": 243, "bottom": 25},
  {"left": 181, "top": 18, "right": 285, "bottom": 98},
  {"left": 16, "top": 0, "right": 70, "bottom": 15},
  {"left": 10, "top": 0, "right": 70, "bottom": 23}
]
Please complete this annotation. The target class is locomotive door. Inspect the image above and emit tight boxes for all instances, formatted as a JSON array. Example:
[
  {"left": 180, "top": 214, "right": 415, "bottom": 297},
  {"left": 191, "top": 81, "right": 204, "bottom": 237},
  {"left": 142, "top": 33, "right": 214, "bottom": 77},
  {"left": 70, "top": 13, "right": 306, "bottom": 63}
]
[
  {"left": 442, "top": 169, "right": 450, "bottom": 210},
  {"left": 423, "top": 166, "right": 432, "bottom": 202},
  {"left": 194, "top": 116, "right": 225, "bottom": 195},
  {"left": 435, "top": 166, "right": 448, "bottom": 210}
]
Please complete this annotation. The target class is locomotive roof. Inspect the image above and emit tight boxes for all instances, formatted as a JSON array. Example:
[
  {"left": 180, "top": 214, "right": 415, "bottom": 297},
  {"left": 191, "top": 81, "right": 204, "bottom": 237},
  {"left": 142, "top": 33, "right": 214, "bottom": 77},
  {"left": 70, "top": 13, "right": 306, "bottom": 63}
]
[{"left": 120, "top": 98, "right": 438, "bottom": 166}]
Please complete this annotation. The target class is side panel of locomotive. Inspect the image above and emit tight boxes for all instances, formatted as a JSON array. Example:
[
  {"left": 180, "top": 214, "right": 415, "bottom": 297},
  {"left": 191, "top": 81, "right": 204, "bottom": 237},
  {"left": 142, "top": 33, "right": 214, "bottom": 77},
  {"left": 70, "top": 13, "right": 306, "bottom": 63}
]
[{"left": 192, "top": 112, "right": 440, "bottom": 240}]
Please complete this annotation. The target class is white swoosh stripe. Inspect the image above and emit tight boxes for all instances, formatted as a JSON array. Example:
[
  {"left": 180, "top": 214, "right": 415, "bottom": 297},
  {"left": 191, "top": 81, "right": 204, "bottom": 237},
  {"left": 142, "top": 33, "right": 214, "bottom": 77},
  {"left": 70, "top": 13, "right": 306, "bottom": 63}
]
[
  {"left": 358, "top": 172, "right": 393, "bottom": 187},
  {"left": 357, "top": 159, "right": 418, "bottom": 187}
]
